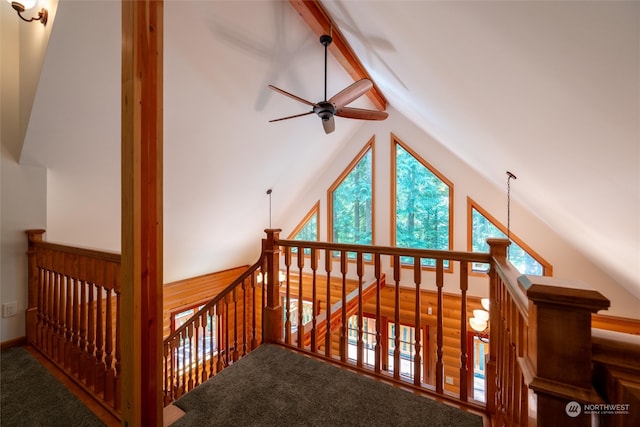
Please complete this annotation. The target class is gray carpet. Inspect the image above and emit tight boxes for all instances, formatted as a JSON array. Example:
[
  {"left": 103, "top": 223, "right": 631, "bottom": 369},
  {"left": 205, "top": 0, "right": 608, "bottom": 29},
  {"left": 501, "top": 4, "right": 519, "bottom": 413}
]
[
  {"left": 172, "top": 344, "right": 483, "bottom": 427},
  {"left": 0, "top": 347, "right": 105, "bottom": 426}
]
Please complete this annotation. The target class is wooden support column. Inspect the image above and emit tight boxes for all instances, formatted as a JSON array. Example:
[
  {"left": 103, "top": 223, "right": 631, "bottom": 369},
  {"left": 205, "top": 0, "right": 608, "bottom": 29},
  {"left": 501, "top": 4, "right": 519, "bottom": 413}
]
[
  {"left": 486, "top": 238, "right": 510, "bottom": 417},
  {"left": 519, "top": 276, "right": 610, "bottom": 427},
  {"left": 25, "top": 229, "right": 46, "bottom": 345},
  {"left": 262, "top": 229, "right": 283, "bottom": 343},
  {"left": 121, "top": 1, "right": 163, "bottom": 425}
]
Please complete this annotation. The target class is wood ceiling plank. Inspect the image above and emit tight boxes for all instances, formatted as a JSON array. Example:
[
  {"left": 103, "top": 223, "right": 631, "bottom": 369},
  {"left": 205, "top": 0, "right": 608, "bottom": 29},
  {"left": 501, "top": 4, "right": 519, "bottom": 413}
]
[{"left": 288, "top": 0, "right": 387, "bottom": 111}]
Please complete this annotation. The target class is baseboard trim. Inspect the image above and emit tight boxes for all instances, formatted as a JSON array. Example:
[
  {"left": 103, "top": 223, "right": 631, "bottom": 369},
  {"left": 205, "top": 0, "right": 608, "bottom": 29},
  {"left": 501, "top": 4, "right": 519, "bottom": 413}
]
[{"left": 0, "top": 336, "right": 27, "bottom": 350}]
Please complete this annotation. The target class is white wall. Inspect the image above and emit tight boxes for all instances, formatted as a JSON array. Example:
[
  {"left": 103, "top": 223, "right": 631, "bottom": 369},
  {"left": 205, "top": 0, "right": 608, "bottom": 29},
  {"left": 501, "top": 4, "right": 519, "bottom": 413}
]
[
  {"left": 0, "top": 0, "right": 53, "bottom": 342},
  {"left": 277, "top": 106, "right": 640, "bottom": 318}
]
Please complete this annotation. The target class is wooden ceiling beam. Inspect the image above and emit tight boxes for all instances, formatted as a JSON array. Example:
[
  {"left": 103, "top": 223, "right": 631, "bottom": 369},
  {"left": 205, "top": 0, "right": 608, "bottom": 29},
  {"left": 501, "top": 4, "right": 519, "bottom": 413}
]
[{"left": 288, "top": 0, "right": 387, "bottom": 111}]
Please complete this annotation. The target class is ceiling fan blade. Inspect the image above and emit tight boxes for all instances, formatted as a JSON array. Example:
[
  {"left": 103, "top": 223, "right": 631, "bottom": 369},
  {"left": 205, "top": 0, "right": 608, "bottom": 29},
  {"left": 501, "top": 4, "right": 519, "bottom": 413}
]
[
  {"left": 328, "top": 79, "right": 373, "bottom": 110},
  {"left": 322, "top": 116, "right": 335, "bottom": 134},
  {"left": 269, "top": 111, "right": 314, "bottom": 122},
  {"left": 268, "top": 85, "right": 316, "bottom": 107},
  {"left": 336, "top": 107, "right": 389, "bottom": 121}
]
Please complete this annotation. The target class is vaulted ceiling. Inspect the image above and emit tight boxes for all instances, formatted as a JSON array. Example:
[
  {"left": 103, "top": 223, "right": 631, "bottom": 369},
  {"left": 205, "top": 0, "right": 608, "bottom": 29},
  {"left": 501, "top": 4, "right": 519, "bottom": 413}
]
[{"left": 19, "top": 1, "right": 639, "bottom": 300}]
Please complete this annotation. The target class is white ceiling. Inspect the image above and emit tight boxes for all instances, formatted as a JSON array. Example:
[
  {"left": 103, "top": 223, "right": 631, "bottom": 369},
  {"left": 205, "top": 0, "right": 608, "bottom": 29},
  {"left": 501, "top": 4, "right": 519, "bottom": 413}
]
[{"left": 20, "top": 1, "right": 639, "bottom": 299}]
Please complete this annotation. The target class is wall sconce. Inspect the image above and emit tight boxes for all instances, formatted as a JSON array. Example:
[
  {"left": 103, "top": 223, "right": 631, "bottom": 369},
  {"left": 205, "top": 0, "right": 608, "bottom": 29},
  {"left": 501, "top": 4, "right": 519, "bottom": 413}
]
[
  {"left": 256, "top": 270, "right": 286, "bottom": 288},
  {"left": 469, "top": 298, "right": 490, "bottom": 332},
  {"left": 9, "top": 1, "right": 48, "bottom": 25}
]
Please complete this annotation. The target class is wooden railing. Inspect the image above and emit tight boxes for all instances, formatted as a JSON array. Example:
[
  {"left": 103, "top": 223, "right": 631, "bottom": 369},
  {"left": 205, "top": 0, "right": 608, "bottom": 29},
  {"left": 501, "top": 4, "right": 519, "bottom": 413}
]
[
  {"left": 263, "top": 229, "right": 494, "bottom": 408},
  {"left": 27, "top": 228, "right": 639, "bottom": 426},
  {"left": 25, "top": 230, "right": 121, "bottom": 419},
  {"left": 162, "top": 257, "right": 263, "bottom": 404}
]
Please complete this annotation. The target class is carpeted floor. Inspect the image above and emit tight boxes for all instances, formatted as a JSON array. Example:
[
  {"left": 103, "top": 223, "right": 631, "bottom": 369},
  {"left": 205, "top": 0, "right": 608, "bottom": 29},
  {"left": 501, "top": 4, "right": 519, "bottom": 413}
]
[
  {"left": 171, "top": 344, "right": 483, "bottom": 427},
  {"left": 0, "top": 347, "right": 105, "bottom": 427}
]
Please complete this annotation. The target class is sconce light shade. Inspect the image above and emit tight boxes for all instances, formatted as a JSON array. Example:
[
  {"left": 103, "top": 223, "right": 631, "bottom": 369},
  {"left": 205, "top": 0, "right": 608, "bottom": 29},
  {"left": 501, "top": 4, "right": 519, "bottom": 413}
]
[
  {"left": 481, "top": 298, "right": 490, "bottom": 312},
  {"left": 473, "top": 309, "right": 490, "bottom": 323},
  {"left": 10, "top": 1, "right": 48, "bottom": 25},
  {"left": 469, "top": 317, "right": 488, "bottom": 333}
]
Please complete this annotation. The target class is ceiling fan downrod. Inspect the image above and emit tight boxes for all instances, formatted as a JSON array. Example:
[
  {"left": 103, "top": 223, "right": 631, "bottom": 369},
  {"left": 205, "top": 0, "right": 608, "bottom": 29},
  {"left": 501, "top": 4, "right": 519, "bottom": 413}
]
[{"left": 320, "top": 34, "right": 332, "bottom": 102}]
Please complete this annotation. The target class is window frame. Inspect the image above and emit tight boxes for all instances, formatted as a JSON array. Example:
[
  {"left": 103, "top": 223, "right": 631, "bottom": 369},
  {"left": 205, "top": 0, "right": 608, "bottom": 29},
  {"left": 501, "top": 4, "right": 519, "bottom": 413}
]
[
  {"left": 391, "top": 134, "right": 454, "bottom": 271},
  {"left": 327, "top": 137, "right": 375, "bottom": 253},
  {"left": 467, "top": 197, "right": 552, "bottom": 276},
  {"left": 287, "top": 201, "right": 320, "bottom": 257}
]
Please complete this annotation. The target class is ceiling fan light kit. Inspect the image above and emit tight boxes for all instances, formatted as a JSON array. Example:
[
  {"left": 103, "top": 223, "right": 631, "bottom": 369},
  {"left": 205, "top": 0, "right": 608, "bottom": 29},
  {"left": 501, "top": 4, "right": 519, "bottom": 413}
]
[{"left": 269, "top": 35, "right": 388, "bottom": 134}]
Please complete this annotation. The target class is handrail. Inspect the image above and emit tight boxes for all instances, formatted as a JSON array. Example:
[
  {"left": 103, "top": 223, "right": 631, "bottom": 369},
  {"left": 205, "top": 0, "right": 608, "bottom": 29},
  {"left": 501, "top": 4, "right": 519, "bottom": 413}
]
[
  {"left": 162, "top": 251, "right": 266, "bottom": 404},
  {"left": 27, "top": 229, "right": 627, "bottom": 426},
  {"left": 25, "top": 229, "right": 122, "bottom": 420}
]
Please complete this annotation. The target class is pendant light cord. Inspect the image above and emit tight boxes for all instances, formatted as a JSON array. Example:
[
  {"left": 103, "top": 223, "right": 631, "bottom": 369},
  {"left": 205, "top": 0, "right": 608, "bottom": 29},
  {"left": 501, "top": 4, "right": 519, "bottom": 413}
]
[{"left": 506, "top": 171, "right": 517, "bottom": 241}]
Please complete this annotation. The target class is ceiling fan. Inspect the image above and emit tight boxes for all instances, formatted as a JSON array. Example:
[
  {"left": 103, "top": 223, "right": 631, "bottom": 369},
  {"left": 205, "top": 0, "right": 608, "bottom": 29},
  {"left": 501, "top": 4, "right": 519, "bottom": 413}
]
[{"left": 268, "top": 34, "right": 388, "bottom": 134}]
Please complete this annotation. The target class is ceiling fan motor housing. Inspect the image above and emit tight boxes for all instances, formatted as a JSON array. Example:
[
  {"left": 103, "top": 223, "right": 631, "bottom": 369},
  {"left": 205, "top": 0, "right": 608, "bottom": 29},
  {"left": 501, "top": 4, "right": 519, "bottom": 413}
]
[{"left": 314, "top": 101, "right": 336, "bottom": 121}]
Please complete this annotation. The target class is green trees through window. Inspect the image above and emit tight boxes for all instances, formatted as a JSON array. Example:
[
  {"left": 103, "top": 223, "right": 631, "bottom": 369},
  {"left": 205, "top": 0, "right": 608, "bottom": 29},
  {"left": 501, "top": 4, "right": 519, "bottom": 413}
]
[
  {"left": 469, "top": 199, "right": 550, "bottom": 276},
  {"left": 394, "top": 139, "right": 452, "bottom": 267},
  {"left": 330, "top": 144, "right": 373, "bottom": 247}
]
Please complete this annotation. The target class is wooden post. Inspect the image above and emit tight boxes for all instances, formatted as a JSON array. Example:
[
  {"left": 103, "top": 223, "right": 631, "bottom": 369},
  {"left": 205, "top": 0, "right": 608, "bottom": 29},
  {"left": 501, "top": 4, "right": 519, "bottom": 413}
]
[
  {"left": 121, "top": 1, "right": 163, "bottom": 425},
  {"left": 486, "top": 238, "right": 510, "bottom": 417},
  {"left": 25, "top": 229, "right": 46, "bottom": 345},
  {"left": 519, "top": 276, "right": 610, "bottom": 427},
  {"left": 262, "top": 229, "right": 282, "bottom": 343}
]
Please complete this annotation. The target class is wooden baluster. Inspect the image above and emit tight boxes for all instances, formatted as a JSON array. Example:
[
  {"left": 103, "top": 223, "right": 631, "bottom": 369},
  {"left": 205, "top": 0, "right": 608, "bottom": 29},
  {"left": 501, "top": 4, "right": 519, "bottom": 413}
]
[
  {"left": 86, "top": 280, "right": 95, "bottom": 388},
  {"left": 297, "top": 249, "right": 304, "bottom": 348},
  {"left": 356, "top": 252, "right": 364, "bottom": 368},
  {"left": 284, "top": 248, "right": 292, "bottom": 345},
  {"left": 95, "top": 283, "right": 105, "bottom": 396},
  {"left": 224, "top": 294, "right": 230, "bottom": 366},
  {"left": 207, "top": 307, "right": 215, "bottom": 379},
  {"left": 232, "top": 288, "right": 239, "bottom": 362},
  {"left": 52, "top": 265, "right": 61, "bottom": 362},
  {"left": 436, "top": 258, "right": 444, "bottom": 394},
  {"left": 193, "top": 316, "right": 200, "bottom": 387},
  {"left": 104, "top": 288, "right": 114, "bottom": 405},
  {"left": 187, "top": 323, "right": 194, "bottom": 392},
  {"left": 339, "top": 250, "right": 348, "bottom": 363},
  {"left": 216, "top": 301, "right": 224, "bottom": 373},
  {"left": 70, "top": 271, "right": 80, "bottom": 376},
  {"left": 374, "top": 253, "right": 382, "bottom": 374},
  {"left": 178, "top": 331, "right": 187, "bottom": 398},
  {"left": 241, "top": 279, "right": 247, "bottom": 356},
  {"left": 413, "top": 256, "right": 422, "bottom": 386},
  {"left": 114, "top": 290, "right": 121, "bottom": 412},
  {"left": 324, "top": 249, "right": 332, "bottom": 359},
  {"left": 163, "top": 341, "right": 170, "bottom": 406},
  {"left": 251, "top": 272, "right": 258, "bottom": 350},
  {"left": 64, "top": 256, "right": 73, "bottom": 369},
  {"left": 459, "top": 261, "right": 468, "bottom": 401},
  {"left": 41, "top": 264, "right": 51, "bottom": 353},
  {"left": 78, "top": 277, "right": 87, "bottom": 382},
  {"left": 310, "top": 247, "right": 318, "bottom": 353},
  {"left": 37, "top": 265, "right": 46, "bottom": 349},
  {"left": 393, "top": 255, "right": 401, "bottom": 380}
]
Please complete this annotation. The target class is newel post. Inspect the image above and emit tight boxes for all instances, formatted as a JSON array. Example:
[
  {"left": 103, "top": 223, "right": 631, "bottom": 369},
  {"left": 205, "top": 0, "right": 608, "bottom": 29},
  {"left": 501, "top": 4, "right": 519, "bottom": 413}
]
[
  {"left": 486, "top": 238, "right": 510, "bottom": 417},
  {"left": 519, "top": 276, "right": 610, "bottom": 426},
  {"left": 263, "top": 229, "right": 283, "bottom": 343},
  {"left": 25, "top": 229, "right": 45, "bottom": 344}
]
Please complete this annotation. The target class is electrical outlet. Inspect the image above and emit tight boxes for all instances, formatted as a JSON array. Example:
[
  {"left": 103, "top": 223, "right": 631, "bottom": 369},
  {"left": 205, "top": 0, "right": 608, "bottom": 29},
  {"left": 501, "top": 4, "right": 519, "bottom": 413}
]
[
  {"left": 445, "top": 376, "right": 454, "bottom": 385},
  {"left": 2, "top": 302, "right": 17, "bottom": 318},
  {"left": 427, "top": 306, "right": 433, "bottom": 315}
]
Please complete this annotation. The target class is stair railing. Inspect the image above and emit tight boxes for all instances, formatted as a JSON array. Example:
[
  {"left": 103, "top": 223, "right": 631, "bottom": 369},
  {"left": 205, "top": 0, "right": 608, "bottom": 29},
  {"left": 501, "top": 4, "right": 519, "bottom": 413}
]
[
  {"left": 25, "top": 229, "right": 121, "bottom": 419},
  {"left": 162, "top": 254, "right": 265, "bottom": 404}
]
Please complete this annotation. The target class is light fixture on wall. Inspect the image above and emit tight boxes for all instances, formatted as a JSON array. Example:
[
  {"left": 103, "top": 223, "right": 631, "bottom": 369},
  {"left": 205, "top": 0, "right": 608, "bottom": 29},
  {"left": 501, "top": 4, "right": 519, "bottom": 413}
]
[
  {"left": 469, "top": 298, "right": 490, "bottom": 333},
  {"left": 8, "top": 1, "right": 48, "bottom": 25},
  {"left": 256, "top": 270, "right": 286, "bottom": 288}
]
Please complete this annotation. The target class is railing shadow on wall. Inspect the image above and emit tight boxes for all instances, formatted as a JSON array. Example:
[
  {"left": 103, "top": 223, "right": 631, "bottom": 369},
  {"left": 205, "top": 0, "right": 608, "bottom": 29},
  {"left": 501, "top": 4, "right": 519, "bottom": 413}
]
[{"left": 26, "top": 229, "right": 640, "bottom": 426}]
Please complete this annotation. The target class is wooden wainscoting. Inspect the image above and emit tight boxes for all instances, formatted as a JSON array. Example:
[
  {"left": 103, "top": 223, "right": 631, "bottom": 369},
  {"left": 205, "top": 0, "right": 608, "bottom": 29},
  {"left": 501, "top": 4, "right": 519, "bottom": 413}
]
[{"left": 163, "top": 266, "right": 249, "bottom": 339}]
